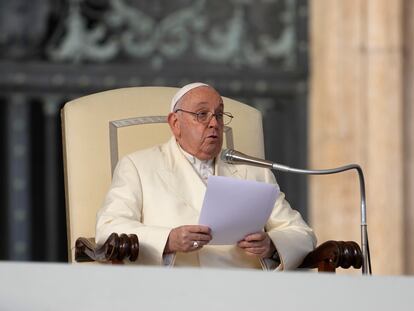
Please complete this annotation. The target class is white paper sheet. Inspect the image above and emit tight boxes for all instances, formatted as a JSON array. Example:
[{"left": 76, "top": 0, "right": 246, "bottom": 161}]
[{"left": 198, "top": 175, "right": 279, "bottom": 245}]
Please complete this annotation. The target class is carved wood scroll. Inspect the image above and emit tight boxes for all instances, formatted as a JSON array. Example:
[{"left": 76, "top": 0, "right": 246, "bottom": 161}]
[
  {"left": 75, "top": 233, "right": 139, "bottom": 263},
  {"left": 298, "top": 240, "right": 363, "bottom": 272}
]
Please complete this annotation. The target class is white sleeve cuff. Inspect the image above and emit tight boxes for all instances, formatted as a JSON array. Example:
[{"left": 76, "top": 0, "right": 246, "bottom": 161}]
[
  {"left": 260, "top": 257, "right": 282, "bottom": 271},
  {"left": 162, "top": 253, "right": 176, "bottom": 267}
]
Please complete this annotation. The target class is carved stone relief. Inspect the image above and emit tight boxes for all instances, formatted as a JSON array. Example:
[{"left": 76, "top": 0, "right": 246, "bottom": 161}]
[
  {"left": 0, "top": 0, "right": 51, "bottom": 59},
  {"left": 43, "top": 0, "right": 298, "bottom": 70}
]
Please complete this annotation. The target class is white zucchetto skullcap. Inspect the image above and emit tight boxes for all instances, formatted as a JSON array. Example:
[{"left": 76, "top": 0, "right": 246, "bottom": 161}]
[{"left": 170, "top": 82, "right": 209, "bottom": 112}]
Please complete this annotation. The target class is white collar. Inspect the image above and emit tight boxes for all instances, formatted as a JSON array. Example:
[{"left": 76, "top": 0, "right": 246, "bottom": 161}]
[{"left": 178, "top": 144, "right": 214, "bottom": 167}]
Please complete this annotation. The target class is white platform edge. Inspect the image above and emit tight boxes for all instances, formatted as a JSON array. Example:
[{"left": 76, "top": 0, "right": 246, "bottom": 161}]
[{"left": 1, "top": 262, "right": 413, "bottom": 311}]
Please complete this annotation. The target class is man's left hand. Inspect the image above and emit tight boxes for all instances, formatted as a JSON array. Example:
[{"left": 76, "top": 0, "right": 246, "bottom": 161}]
[{"left": 237, "top": 232, "right": 275, "bottom": 258}]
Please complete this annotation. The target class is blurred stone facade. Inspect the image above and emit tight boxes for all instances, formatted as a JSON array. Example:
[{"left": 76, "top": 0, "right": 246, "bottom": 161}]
[{"left": 0, "top": 0, "right": 309, "bottom": 262}]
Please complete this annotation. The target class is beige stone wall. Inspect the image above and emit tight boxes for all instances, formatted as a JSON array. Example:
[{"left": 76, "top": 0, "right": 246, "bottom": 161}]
[
  {"left": 403, "top": 0, "right": 414, "bottom": 274},
  {"left": 310, "top": 0, "right": 413, "bottom": 275}
]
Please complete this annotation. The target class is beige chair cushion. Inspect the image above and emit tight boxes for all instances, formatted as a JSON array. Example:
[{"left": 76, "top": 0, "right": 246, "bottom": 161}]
[{"left": 62, "top": 86, "right": 265, "bottom": 262}]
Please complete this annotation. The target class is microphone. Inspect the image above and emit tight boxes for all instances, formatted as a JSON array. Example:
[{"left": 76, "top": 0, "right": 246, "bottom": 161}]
[
  {"left": 221, "top": 149, "right": 292, "bottom": 172},
  {"left": 220, "top": 148, "right": 371, "bottom": 275}
]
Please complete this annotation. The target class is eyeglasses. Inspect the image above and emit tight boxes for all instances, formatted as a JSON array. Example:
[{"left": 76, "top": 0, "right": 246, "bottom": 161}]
[{"left": 174, "top": 109, "right": 234, "bottom": 125}]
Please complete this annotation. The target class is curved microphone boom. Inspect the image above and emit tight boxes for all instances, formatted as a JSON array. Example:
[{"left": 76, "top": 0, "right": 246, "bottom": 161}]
[{"left": 221, "top": 149, "right": 372, "bottom": 275}]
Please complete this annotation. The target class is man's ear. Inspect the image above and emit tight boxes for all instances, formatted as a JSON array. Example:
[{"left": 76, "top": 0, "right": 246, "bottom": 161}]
[{"left": 167, "top": 112, "right": 181, "bottom": 138}]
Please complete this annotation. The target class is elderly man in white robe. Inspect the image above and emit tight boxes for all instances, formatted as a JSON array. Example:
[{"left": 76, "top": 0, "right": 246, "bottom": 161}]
[{"left": 96, "top": 83, "right": 316, "bottom": 270}]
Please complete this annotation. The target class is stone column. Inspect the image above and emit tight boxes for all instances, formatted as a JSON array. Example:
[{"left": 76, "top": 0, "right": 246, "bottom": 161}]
[
  {"left": 403, "top": 0, "right": 414, "bottom": 274},
  {"left": 310, "top": 0, "right": 405, "bottom": 275}
]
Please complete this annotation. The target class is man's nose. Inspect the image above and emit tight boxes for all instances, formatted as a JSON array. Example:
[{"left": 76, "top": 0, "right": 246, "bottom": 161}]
[{"left": 208, "top": 114, "right": 219, "bottom": 128}]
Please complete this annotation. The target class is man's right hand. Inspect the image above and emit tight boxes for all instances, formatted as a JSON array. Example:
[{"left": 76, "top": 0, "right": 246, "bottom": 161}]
[{"left": 164, "top": 225, "right": 212, "bottom": 253}]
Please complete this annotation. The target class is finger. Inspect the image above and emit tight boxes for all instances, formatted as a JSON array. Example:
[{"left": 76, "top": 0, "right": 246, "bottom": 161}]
[
  {"left": 186, "top": 240, "right": 204, "bottom": 252},
  {"left": 192, "top": 233, "right": 212, "bottom": 242},
  {"left": 244, "top": 247, "right": 267, "bottom": 255},
  {"left": 177, "top": 231, "right": 211, "bottom": 242},
  {"left": 195, "top": 240, "right": 209, "bottom": 247},
  {"left": 181, "top": 241, "right": 196, "bottom": 252},
  {"left": 174, "top": 227, "right": 202, "bottom": 240},
  {"left": 244, "top": 232, "right": 267, "bottom": 242},
  {"left": 187, "top": 225, "right": 211, "bottom": 234},
  {"left": 238, "top": 240, "right": 265, "bottom": 248},
  {"left": 183, "top": 235, "right": 212, "bottom": 250}
]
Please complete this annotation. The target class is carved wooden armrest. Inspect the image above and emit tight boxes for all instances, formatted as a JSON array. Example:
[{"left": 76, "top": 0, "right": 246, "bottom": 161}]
[
  {"left": 298, "top": 240, "right": 363, "bottom": 272},
  {"left": 75, "top": 233, "right": 139, "bottom": 263}
]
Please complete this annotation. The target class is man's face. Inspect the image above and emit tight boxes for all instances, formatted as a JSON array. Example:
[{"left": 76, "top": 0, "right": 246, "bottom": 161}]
[{"left": 168, "top": 86, "right": 224, "bottom": 160}]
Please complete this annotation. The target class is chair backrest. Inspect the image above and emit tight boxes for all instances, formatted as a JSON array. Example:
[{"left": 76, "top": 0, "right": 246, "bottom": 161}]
[{"left": 61, "top": 86, "right": 265, "bottom": 262}]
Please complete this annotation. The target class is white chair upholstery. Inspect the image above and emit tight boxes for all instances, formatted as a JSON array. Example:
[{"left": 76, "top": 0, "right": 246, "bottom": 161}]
[{"left": 61, "top": 86, "right": 265, "bottom": 262}]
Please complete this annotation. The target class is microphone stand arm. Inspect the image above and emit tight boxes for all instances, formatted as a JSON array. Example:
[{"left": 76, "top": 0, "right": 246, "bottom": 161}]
[
  {"left": 222, "top": 150, "right": 371, "bottom": 274},
  {"left": 273, "top": 163, "right": 370, "bottom": 275}
]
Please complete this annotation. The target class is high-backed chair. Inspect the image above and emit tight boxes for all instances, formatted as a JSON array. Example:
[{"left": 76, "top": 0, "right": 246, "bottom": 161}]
[{"left": 61, "top": 86, "right": 362, "bottom": 271}]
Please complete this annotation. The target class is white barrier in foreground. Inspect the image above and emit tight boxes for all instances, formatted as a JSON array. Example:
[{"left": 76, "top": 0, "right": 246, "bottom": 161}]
[{"left": 0, "top": 262, "right": 413, "bottom": 311}]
